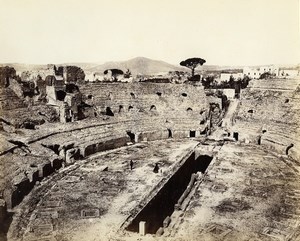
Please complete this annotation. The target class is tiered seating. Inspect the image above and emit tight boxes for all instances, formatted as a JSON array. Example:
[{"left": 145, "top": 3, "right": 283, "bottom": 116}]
[
  {"left": 78, "top": 82, "right": 209, "bottom": 136},
  {"left": 235, "top": 78, "right": 300, "bottom": 159},
  {"left": 0, "top": 82, "right": 210, "bottom": 216}
]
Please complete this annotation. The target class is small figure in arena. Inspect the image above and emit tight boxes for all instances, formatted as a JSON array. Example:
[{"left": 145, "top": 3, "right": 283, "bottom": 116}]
[{"left": 130, "top": 160, "right": 134, "bottom": 170}]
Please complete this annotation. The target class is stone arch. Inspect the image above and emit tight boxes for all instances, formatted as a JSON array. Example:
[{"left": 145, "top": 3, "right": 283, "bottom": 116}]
[
  {"left": 286, "top": 144, "right": 294, "bottom": 155},
  {"left": 106, "top": 107, "right": 114, "bottom": 116},
  {"left": 126, "top": 131, "right": 135, "bottom": 143},
  {"left": 150, "top": 105, "right": 156, "bottom": 111},
  {"left": 189, "top": 130, "right": 196, "bottom": 137},
  {"left": 233, "top": 132, "right": 239, "bottom": 141}
]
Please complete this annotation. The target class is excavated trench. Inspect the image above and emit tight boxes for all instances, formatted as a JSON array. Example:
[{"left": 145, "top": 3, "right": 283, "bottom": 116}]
[{"left": 126, "top": 153, "right": 213, "bottom": 234}]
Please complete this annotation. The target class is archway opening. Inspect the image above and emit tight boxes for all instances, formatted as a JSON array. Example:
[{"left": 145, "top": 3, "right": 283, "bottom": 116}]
[
  {"left": 150, "top": 105, "right": 156, "bottom": 111},
  {"left": 189, "top": 130, "right": 196, "bottom": 138},
  {"left": 106, "top": 107, "right": 114, "bottom": 116},
  {"left": 233, "top": 132, "right": 239, "bottom": 141},
  {"left": 286, "top": 144, "right": 294, "bottom": 155},
  {"left": 127, "top": 131, "right": 135, "bottom": 143}
]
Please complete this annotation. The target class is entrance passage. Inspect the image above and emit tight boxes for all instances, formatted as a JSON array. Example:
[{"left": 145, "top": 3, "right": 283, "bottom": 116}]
[
  {"left": 150, "top": 105, "right": 156, "bottom": 111},
  {"left": 106, "top": 107, "right": 114, "bottom": 116},
  {"left": 127, "top": 131, "right": 135, "bottom": 143},
  {"left": 189, "top": 130, "right": 196, "bottom": 138},
  {"left": 167, "top": 129, "right": 172, "bottom": 138},
  {"left": 126, "top": 153, "right": 213, "bottom": 234},
  {"left": 286, "top": 144, "right": 294, "bottom": 155},
  {"left": 233, "top": 132, "right": 239, "bottom": 141}
]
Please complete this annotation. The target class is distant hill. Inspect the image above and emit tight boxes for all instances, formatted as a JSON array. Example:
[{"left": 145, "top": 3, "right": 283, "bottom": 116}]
[
  {"left": 0, "top": 63, "right": 48, "bottom": 73},
  {"left": 85, "top": 57, "right": 187, "bottom": 76},
  {"left": 1, "top": 59, "right": 299, "bottom": 76}
]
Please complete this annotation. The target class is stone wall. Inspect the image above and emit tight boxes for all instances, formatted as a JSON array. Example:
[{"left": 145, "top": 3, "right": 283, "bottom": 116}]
[
  {"left": 80, "top": 82, "right": 209, "bottom": 130},
  {"left": 234, "top": 78, "right": 300, "bottom": 159}
]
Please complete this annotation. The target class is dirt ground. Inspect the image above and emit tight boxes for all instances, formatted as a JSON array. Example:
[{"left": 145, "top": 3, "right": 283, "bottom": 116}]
[
  {"left": 173, "top": 143, "right": 300, "bottom": 241},
  {"left": 7, "top": 139, "right": 300, "bottom": 241},
  {"left": 7, "top": 139, "right": 199, "bottom": 241}
]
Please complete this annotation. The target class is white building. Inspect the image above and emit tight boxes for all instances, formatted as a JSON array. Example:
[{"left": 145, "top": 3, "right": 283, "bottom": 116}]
[
  {"left": 278, "top": 69, "right": 299, "bottom": 78},
  {"left": 259, "top": 65, "right": 279, "bottom": 76},
  {"left": 243, "top": 65, "right": 279, "bottom": 79},
  {"left": 220, "top": 73, "right": 244, "bottom": 82}
]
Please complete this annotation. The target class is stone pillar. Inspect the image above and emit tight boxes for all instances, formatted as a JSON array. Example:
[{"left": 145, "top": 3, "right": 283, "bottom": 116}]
[{"left": 139, "top": 221, "right": 146, "bottom": 236}]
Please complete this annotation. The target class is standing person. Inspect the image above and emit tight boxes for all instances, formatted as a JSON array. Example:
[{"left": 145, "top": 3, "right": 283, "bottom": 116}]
[{"left": 130, "top": 160, "right": 133, "bottom": 170}]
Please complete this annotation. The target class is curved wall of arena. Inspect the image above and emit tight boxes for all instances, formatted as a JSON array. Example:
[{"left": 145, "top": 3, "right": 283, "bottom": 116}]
[
  {"left": 0, "top": 82, "right": 211, "bottom": 217},
  {"left": 80, "top": 82, "right": 210, "bottom": 137},
  {"left": 234, "top": 78, "right": 300, "bottom": 160}
]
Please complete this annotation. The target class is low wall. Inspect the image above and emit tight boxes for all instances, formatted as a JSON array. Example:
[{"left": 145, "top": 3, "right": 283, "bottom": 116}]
[
  {"left": 82, "top": 136, "right": 130, "bottom": 157},
  {"left": 138, "top": 130, "right": 167, "bottom": 142}
]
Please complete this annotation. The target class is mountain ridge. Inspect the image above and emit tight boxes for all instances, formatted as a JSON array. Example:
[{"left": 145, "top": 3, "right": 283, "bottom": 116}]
[
  {"left": 1, "top": 58, "right": 299, "bottom": 76},
  {"left": 85, "top": 57, "right": 187, "bottom": 75}
]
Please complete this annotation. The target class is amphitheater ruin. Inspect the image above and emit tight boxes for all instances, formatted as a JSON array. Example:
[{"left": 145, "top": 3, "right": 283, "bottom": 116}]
[{"left": 0, "top": 63, "right": 299, "bottom": 241}]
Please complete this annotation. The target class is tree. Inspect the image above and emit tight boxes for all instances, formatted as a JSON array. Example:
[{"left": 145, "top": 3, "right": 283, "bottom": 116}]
[
  {"left": 201, "top": 75, "right": 214, "bottom": 88},
  {"left": 237, "top": 75, "right": 249, "bottom": 89},
  {"left": 180, "top": 57, "right": 206, "bottom": 77},
  {"left": 259, "top": 72, "right": 272, "bottom": 80},
  {"left": 65, "top": 66, "right": 85, "bottom": 83}
]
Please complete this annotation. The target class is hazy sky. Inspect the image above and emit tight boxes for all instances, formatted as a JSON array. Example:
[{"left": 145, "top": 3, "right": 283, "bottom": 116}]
[{"left": 0, "top": 0, "right": 299, "bottom": 66}]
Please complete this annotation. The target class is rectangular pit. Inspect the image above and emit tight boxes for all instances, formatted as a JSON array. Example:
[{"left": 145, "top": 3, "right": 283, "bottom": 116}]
[{"left": 126, "top": 152, "right": 213, "bottom": 234}]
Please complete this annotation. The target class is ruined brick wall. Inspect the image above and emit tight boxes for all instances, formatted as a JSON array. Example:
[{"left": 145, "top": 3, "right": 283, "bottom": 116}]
[
  {"left": 79, "top": 82, "right": 209, "bottom": 134},
  {"left": 80, "top": 83, "right": 207, "bottom": 114},
  {"left": 234, "top": 78, "right": 300, "bottom": 158},
  {"left": 0, "top": 66, "right": 16, "bottom": 88}
]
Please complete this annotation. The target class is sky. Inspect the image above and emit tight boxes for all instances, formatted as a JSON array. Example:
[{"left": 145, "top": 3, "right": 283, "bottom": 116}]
[{"left": 0, "top": 0, "right": 299, "bottom": 66}]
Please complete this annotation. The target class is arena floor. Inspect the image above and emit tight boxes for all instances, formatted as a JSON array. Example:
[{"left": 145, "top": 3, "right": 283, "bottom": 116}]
[{"left": 7, "top": 139, "right": 300, "bottom": 241}]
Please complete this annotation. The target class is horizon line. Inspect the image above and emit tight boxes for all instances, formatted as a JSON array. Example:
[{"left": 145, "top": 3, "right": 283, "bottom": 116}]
[{"left": 0, "top": 56, "right": 299, "bottom": 68}]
